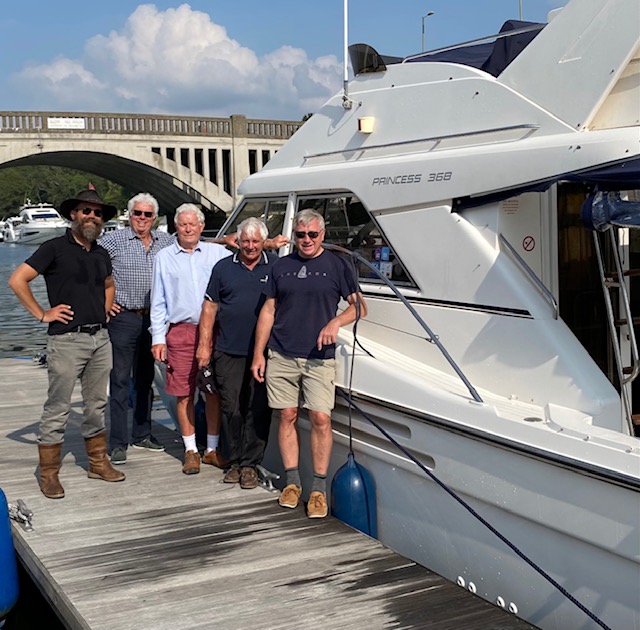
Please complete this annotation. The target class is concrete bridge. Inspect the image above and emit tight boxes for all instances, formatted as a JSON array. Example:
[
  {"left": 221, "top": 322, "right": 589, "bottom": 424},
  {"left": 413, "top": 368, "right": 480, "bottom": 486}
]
[{"left": 0, "top": 111, "right": 302, "bottom": 223}]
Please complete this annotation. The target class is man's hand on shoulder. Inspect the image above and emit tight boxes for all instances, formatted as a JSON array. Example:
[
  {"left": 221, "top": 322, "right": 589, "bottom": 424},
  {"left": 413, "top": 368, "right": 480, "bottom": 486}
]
[{"left": 265, "top": 234, "right": 289, "bottom": 250}]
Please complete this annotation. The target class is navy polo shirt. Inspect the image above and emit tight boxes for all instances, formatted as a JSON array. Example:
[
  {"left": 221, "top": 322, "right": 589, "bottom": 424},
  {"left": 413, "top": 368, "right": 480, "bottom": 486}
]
[
  {"left": 25, "top": 229, "right": 112, "bottom": 335},
  {"left": 205, "top": 251, "right": 277, "bottom": 356}
]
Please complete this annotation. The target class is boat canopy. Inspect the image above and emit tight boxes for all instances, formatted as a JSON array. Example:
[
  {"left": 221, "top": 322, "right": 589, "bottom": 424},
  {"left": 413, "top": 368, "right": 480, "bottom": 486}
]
[{"left": 350, "top": 20, "right": 545, "bottom": 77}]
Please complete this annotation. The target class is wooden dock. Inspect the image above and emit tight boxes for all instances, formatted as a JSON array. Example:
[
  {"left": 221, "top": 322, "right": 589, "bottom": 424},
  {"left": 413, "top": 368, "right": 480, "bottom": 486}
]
[{"left": 0, "top": 357, "right": 537, "bottom": 630}]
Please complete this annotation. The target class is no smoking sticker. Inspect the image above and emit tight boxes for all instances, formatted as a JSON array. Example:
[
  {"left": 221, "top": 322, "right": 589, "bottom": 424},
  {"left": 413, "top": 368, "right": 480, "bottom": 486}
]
[{"left": 522, "top": 235, "right": 535, "bottom": 252}]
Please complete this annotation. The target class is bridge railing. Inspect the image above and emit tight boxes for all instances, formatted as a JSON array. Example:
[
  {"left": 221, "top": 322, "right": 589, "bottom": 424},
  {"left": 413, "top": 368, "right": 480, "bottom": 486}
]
[{"left": 0, "top": 112, "right": 303, "bottom": 139}]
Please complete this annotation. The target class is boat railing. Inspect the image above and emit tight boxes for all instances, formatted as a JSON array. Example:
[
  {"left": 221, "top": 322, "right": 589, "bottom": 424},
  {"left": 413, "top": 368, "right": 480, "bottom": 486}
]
[
  {"left": 324, "top": 243, "right": 483, "bottom": 403},
  {"left": 498, "top": 233, "right": 558, "bottom": 319},
  {"left": 403, "top": 23, "right": 545, "bottom": 63}
]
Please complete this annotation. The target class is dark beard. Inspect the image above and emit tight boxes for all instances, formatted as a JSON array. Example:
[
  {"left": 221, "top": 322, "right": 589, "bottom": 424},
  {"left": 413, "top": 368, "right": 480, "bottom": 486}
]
[{"left": 73, "top": 219, "right": 102, "bottom": 242}]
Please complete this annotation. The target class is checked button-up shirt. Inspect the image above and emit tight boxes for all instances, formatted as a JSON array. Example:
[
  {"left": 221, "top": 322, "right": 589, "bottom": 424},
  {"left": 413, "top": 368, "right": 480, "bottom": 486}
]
[{"left": 100, "top": 227, "right": 174, "bottom": 310}]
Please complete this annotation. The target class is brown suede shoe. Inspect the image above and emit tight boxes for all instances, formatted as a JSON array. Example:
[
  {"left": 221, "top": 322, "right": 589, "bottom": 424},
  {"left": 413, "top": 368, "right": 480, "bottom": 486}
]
[
  {"left": 223, "top": 466, "right": 241, "bottom": 484},
  {"left": 85, "top": 432, "right": 126, "bottom": 482},
  {"left": 202, "top": 449, "right": 227, "bottom": 469},
  {"left": 182, "top": 450, "right": 201, "bottom": 475},
  {"left": 38, "top": 443, "right": 65, "bottom": 499},
  {"left": 307, "top": 491, "right": 328, "bottom": 518},
  {"left": 240, "top": 467, "right": 258, "bottom": 489},
  {"left": 278, "top": 484, "right": 302, "bottom": 509}
]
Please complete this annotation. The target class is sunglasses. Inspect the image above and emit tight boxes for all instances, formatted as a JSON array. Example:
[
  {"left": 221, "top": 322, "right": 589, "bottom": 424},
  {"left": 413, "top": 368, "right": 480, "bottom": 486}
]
[
  {"left": 79, "top": 207, "right": 103, "bottom": 218},
  {"left": 294, "top": 230, "right": 321, "bottom": 239},
  {"left": 132, "top": 209, "right": 154, "bottom": 218}
]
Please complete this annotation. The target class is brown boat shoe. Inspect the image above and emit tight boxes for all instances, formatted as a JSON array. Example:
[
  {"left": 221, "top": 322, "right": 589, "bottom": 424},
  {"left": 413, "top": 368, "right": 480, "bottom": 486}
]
[
  {"left": 223, "top": 466, "right": 241, "bottom": 484},
  {"left": 307, "top": 491, "right": 328, "bottom": 519},
  {"left": 202, "top": 449, "right": 227, "bottom": 469},
  {"left": 278, "top": 484, "right": 302, "bottom": 509},
  {"left": 240, "top": 466, "right": 259, "bottom": 489},
  {"left": 182, "top": 450, "right": 200, "bottom": 475}
]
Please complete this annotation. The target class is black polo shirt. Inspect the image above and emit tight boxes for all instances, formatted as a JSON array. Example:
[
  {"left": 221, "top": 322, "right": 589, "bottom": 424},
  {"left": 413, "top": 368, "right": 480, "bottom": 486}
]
[
  {"left": 205, "top": 251, "right": 276, "bottom": 356},
  {"left": 26, "top": 229, "right": 112, "bottom": 335}
]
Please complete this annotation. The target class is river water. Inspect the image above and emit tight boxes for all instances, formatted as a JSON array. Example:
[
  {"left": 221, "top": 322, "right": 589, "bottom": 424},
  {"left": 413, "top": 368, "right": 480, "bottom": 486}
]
[{"left": 0, "top": 242, "right": 50, "bottom": 358}]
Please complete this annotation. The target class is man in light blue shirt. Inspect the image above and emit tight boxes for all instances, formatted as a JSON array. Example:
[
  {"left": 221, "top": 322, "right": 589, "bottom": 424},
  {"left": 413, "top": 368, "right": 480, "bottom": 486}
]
[{"left": 150, "top": 203, "right": 231, "bottom": 475}]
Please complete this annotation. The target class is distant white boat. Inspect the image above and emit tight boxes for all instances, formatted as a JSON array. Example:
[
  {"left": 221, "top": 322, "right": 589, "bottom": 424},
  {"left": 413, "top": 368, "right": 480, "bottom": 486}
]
[{"left": 3, "top": 202, "right": 68, "bottom": 245}]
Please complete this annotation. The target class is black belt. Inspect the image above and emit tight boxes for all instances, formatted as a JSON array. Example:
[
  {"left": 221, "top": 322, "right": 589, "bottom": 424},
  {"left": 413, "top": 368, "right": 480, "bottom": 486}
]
[
  {"left": 71, "top": 323, "right": 105, "bottom": 335},
  {"left": 125, "top": 308, "right": 150, "bottom": 316}
]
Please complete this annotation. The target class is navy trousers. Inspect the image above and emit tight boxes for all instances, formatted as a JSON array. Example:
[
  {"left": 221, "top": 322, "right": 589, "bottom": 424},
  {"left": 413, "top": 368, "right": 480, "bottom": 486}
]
[
  {"left": 108, "top": 311, "right": 155, "bottom": 450},
  {"left": 214, "top": 351, "right": 271, "bottom": 468}
]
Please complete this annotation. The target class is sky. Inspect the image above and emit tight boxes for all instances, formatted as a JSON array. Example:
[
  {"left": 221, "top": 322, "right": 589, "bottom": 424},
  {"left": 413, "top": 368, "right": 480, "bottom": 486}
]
[{"left": 1, "top": 0, "right": 566, "bottom": 121}]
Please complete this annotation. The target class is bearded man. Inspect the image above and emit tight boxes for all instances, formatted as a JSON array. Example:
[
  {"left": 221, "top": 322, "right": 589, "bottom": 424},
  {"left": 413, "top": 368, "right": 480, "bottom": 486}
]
[{"left": 8, "top": 189, "right": 126, "bottom": 499}]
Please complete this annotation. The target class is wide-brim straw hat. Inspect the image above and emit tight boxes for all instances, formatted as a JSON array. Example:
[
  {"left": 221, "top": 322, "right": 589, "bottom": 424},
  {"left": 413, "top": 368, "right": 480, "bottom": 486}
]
[{"left": 59, "top": 190, "right": 117, "bottom": 222}]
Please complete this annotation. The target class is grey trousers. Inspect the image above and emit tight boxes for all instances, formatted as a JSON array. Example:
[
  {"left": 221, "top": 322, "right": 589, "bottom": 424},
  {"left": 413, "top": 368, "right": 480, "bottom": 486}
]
[{"left": 39, "top": 329, "right": 112, "bottom": 445}]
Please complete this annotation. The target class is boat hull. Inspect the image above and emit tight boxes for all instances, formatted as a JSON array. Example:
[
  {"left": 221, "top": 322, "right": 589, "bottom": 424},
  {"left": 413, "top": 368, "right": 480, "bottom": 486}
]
[
  {"left": 261, "top": 402, "right": 640, "bottom": 630},
  {"left": 15, "top": 226, "right": 67, "bottom": 245}
]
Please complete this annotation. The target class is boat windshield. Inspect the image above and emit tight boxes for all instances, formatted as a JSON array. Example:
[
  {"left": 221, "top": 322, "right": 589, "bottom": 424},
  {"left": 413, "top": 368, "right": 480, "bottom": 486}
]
[{"left": 226, "top": 194, "right": 413, "bottom": 287}]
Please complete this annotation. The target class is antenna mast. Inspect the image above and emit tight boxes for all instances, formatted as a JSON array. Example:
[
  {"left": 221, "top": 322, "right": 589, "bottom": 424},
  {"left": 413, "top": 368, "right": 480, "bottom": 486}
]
[{"left": 342, "top": 0, "right": 352, "bottom": 109}]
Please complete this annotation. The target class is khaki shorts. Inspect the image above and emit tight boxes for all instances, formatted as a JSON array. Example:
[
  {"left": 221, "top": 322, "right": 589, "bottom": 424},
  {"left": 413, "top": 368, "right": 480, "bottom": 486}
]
[{"left": 266, "top": 349, "right": 336, "bottom": 416}]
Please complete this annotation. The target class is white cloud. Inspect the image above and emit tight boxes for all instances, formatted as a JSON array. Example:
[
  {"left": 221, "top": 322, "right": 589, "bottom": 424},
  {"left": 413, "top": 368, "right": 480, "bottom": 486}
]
[{"left": 11, "top": 3, "right": 342, "bottom": 120}]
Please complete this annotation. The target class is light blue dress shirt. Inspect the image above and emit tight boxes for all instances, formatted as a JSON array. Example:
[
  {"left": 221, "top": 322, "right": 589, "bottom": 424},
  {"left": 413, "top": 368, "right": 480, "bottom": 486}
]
[{"left": 150, "top": 240, "right": 231, "bottom": 345}]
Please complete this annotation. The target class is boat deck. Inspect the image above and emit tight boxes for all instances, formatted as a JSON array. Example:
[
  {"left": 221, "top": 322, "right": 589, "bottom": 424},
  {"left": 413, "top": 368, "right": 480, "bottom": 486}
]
[{"left": 0, "top": 357, "right": 537, "bottom": 630}]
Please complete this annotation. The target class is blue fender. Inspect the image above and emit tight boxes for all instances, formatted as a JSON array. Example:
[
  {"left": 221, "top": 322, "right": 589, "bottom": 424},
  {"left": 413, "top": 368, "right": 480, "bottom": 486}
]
[
  {"left": 330, "top": 452, "right": 378, "bottom": 538},
  {"left": 0, "top": 488, "right": 18, "bottom": 621}
]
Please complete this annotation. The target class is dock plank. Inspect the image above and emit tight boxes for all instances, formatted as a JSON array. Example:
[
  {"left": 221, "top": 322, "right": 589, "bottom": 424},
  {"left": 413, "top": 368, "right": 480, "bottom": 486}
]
[{"left": 0, "top": 358, "right": 537, "bottom": 629}]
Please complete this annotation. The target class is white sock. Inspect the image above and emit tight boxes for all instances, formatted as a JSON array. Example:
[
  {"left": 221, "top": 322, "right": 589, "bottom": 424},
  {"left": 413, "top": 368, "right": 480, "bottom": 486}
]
[
  {"left": 182, "top": 434, "right": 197, "bottom": 453},
  {"left": 205, "top": 434, "right": 220, "bottom": 453}
]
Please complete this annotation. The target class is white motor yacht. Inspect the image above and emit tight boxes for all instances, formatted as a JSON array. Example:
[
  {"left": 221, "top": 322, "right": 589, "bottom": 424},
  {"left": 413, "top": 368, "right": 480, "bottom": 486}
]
[
  {"left": 2, "top": 202, "right": 68, "bottom": 245},
  {"left": 158, "top": 2, "right": 640, "bottom": 629}
]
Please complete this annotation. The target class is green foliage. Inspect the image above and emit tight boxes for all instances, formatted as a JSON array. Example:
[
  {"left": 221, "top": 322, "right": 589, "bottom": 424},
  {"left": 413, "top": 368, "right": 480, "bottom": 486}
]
[{"left": 0, "top": 166, "right": 128, "bottom": 219}]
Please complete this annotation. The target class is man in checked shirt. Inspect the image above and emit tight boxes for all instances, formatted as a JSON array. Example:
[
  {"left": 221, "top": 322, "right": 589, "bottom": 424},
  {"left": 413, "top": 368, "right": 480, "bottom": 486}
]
[{"left": 100, "top": 193, "right": 173, "bottom": 464}]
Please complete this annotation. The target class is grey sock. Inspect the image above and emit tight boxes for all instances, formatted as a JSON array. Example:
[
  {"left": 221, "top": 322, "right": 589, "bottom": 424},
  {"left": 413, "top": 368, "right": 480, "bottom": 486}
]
[
  {"left": 285, "top": 467, "right": 301, "bottom": 488},
  {"left": 311, "top": 472, "right": 327, "bottom": 494}
]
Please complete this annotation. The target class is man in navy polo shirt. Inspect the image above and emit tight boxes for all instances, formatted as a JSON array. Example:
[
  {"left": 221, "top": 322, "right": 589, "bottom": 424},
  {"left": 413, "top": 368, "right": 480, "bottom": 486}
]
[
  {"left": 9, "top": 189, "right": 126, "bottom": 499},
  {"left": 197, "top": 217, "right": 276, "bottom": 489},
  {"left": 251, "top": 209, "right": 367, "bottom": 518}
]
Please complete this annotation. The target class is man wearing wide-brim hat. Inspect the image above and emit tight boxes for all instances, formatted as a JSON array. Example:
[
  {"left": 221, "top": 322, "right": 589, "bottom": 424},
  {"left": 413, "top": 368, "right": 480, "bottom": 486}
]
[
  {"left": 58, "top": 189, "right": 117, "bottom": 222},
  {"left": 9, "top": 189, "right": 125, "bottom": 499}
]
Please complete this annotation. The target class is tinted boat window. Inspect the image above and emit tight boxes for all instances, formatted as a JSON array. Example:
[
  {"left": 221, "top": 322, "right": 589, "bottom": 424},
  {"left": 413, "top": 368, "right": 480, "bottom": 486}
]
[
  {"left": 227, "top": 198, "right": 287, "bottom": 238},
  {"left": 297, "top": 194, "right": 412, "bottom": 286}
]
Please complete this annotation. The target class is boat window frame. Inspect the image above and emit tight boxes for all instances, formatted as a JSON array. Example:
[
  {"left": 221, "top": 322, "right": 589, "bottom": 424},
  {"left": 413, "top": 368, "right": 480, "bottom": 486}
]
[{"left": 294, "top": 192, "right": 416, "bottom": 288}]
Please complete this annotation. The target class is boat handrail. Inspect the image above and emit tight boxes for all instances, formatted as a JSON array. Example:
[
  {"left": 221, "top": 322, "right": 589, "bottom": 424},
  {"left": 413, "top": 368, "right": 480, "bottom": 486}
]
[
  {"left": 498, "top": 233, "right": 558, "bottom": 319},
  {"left": 591, "top": 228, "right": 638, "bottom": 435},
  {"left": 324, "top": 243, "right": 483, "bottom": 403},
  {"left": 403, "top": 24, "right": 545, "bottom": 63},
  {"left": 302, "top": 124, "right": 539, "bottom": 163}
]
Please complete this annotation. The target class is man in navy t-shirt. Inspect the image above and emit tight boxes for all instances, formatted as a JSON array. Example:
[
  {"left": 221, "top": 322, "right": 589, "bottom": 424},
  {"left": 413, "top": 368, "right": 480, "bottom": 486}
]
[
  {"left": 197, "top": 217, "right": 276, "bottom": 490},
  {"left": 251, "top": 209, "right": 367, "bottom": 518}
]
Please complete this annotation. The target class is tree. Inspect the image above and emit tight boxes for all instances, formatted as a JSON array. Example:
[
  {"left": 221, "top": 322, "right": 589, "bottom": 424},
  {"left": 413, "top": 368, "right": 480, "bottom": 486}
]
[{"left": 0, "top": 167, "right": 128, "bottom": 219}]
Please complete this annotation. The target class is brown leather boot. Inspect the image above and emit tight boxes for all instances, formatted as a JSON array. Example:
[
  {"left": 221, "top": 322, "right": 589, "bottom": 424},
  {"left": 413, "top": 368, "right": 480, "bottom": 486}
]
[
  {"left": 38, "top": 443, "right": 65, "bottom": 499},
  {"left": 85, "top": 432, "right": 125, "bottom": 482}
]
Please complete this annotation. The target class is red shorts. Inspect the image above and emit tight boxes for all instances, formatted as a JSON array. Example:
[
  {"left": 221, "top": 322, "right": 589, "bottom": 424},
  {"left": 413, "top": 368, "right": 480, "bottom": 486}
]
[{"left": 165, "top": 323, "right": 200, "bottom": 396}]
